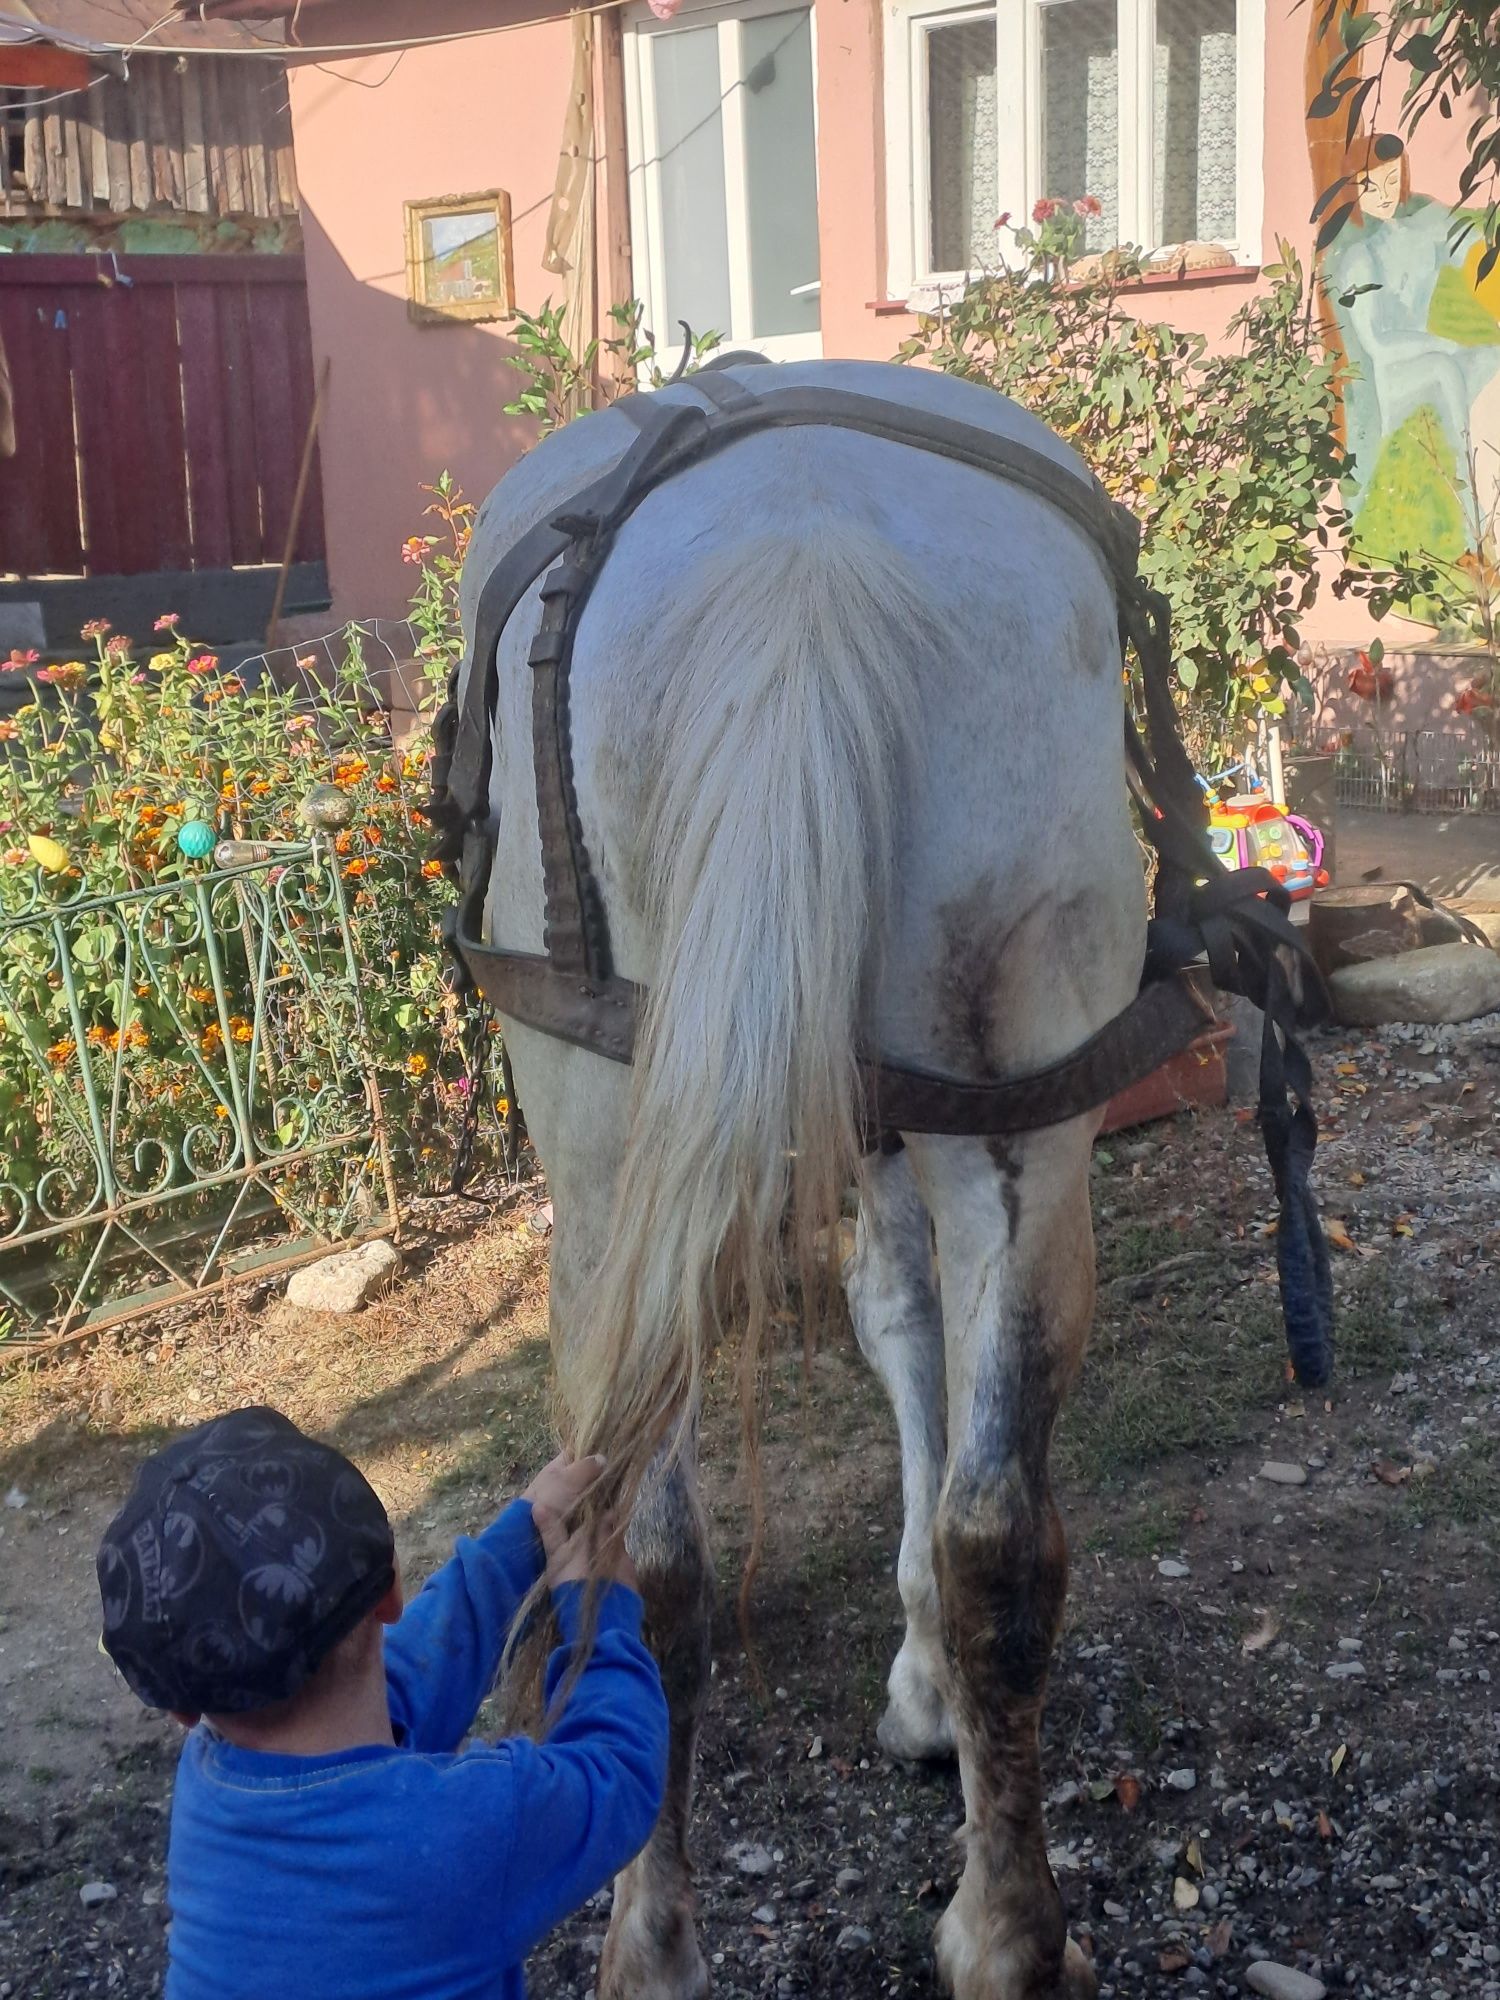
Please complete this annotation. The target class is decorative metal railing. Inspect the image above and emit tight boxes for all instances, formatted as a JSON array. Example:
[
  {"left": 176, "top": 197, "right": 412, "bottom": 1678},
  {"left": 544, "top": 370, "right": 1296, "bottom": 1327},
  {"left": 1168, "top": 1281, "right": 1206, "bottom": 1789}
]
[{"left": 0, "top": 831, "right": 398, "bottom": 1344}]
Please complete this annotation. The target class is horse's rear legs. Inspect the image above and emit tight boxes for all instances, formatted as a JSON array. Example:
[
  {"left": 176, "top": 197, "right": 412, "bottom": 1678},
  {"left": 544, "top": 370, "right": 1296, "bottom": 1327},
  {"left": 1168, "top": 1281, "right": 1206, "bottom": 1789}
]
[
  {"left": 907, "top": 1126, "right": 1099, "bottom": 2000},
  {"left": 845, "top": 1146, "right": 954, "bottom": 1760}
]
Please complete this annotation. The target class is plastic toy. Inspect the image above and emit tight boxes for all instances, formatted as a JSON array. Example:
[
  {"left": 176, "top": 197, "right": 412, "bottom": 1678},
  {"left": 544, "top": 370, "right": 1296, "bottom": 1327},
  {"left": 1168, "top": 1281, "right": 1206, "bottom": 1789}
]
[{"left": 1207, "top": 796, "right": 1328, "bottom": 901}]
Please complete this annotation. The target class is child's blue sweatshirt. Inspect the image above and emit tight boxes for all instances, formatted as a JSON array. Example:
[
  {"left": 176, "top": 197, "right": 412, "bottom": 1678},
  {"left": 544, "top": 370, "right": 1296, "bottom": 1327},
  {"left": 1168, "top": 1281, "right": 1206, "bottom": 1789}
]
[{"left": 162, "top": 1499, "right": 668, "bottom": 2000}]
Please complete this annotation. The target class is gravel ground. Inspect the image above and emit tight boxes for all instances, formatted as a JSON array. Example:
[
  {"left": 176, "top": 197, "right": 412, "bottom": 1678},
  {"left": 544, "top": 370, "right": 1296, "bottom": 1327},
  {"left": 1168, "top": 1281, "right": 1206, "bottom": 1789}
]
[{"left": 2, "top": 1013, "right": 1498, "bottom": 2000}]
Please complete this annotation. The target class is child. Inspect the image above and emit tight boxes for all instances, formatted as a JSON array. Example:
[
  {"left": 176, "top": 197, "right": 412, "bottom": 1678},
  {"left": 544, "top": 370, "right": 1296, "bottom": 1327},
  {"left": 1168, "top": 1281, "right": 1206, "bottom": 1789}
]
[{"left": 96, "top": 1404, "right": 666, "bottom": 2000}]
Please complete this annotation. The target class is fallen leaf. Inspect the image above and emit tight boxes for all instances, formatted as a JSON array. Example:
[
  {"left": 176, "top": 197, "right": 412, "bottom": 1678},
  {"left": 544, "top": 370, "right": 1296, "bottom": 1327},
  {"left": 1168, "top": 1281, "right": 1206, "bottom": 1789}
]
[
  {"left": 1331, "top": 1742, "right": 1348, "bottom": 1776},
  {"left": 1113, "top": 1773, "right": 1143, "bottom": 1812},
  {"left": 1372, "top": 1459, "right": 1411, "bottom": 1487},
  {"left": 1316, "top": 1810, "right": 1334, "bottom": 1840},
  {"left": 1346, "top": 1168, "right": 1366, "bottom": 1185},
  {"left": 1411, "top": 1457, "right": 1437, "bottom": 1481},
  {"left": 1324, "top": 1217, "right": 1358, "bottom": 1253},
  {"left": 1242, "top": 1610, "right": 1281, "bottom": 1654},
  {"left": 1391, "top": 1214, "right": 1414, "bottom": 1237},
  {"left": 1208, "top": 1918, "right": 1234, "bottom": 1959},
  {"left": 1173, "top": 1876, "right": 1200, "bottom": 1911},
  {"left": 1159, "top": 1949, "right": 1190, "bottom": 1974},
  {"left": 1088, "top": 1778, "right": 1116, "bottom": 1802},
  {"left": 1336, "top": 1062, "right": 1358, "bottom": 1076},
  {"left": 1185, "top": 1835, "right": 1204, "bottom": 1875}
]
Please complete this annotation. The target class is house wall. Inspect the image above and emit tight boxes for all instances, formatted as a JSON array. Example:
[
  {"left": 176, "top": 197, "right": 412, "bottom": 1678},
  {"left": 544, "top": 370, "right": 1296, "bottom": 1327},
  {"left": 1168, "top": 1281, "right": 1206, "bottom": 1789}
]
[{"left": 286, "top": 0, "right": 1498, "bottom": 703}]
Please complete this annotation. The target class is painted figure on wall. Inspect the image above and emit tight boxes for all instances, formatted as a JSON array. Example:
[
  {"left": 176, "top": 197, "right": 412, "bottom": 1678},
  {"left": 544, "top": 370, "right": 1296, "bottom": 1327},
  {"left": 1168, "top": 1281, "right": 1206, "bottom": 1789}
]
[
  {"left": 1321, "top": 134, "right": 1500, "bottom": 565},
  {"left": 1307, "top": 7, "right": 1500, "bottom": 572}
]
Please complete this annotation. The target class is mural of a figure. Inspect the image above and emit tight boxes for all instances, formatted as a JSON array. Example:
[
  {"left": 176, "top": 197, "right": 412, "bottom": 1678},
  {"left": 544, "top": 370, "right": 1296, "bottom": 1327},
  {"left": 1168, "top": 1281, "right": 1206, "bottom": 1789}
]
[{"left": 1320, "top": 132, "right": 1500, "bottom": 566}]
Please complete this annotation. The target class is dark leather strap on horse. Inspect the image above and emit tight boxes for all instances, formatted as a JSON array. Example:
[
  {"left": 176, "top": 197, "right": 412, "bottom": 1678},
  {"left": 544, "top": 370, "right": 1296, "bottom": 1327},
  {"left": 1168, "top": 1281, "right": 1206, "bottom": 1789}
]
[{"left": 428, "top": 367, "right": 1335, "bottom": 1386}]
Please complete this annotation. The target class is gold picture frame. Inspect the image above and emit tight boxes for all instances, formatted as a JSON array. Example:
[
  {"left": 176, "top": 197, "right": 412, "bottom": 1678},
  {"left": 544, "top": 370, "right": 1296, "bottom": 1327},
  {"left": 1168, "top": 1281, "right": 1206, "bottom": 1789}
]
[{"left": 403, "top": 190, "right": 515, "bottom": 325}]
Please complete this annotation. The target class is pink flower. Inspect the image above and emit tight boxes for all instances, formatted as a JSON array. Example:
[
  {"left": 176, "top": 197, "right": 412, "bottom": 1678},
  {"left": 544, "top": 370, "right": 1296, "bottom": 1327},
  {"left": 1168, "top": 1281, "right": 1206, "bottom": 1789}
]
[
  {"left": 1032, "top": 198, "right": 1059, "bottom": 223},
  {"left": 400, "top": 537, "right": 430, "bottom": 566},
  {"left": 81, "top": 619, "right": 110, "bottom": 640},
  {"left": 130, "top": 672, "right": 148, "bottom": 686},
  {"left": 153, "top": 613, "right": 180, "bottom": 632},
  {"left": 3, "top": 648, "right": 39, "bottom": 670},
  {"left": 185, "top": 653, "right": 218, "bottom": 676},
  {"left": 1074, "top": 194, "right": 1103, "bottom": 218},
  {"left": 105, "top": 634, "right": 133, "bottom": 658},
  {"left": 993, "top": 211, "right": 1012, "bottom": 230},
  {"left": 284, "top": 715, "right": 316, "bottom": 735}
]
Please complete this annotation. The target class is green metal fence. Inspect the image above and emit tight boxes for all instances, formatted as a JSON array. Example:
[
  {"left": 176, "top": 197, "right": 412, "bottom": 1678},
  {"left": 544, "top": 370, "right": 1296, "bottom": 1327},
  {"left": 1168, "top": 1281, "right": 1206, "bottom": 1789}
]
[{"left": 0, "top": 834, "right": 397, "bottom": 1345}]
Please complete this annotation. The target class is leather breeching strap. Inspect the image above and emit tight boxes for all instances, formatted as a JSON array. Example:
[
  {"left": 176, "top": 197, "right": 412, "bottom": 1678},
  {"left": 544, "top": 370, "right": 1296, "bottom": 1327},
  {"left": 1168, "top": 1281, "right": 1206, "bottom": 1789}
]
[{"left": 426, "top": 368, "right": 1335, "bottom": 1388}]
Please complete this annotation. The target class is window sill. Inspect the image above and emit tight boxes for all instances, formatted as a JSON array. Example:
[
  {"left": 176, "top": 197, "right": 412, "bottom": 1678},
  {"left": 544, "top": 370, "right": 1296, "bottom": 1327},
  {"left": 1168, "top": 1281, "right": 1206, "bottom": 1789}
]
[{"left": 868, "top": 262, "right": 1263, "bottom": 316}]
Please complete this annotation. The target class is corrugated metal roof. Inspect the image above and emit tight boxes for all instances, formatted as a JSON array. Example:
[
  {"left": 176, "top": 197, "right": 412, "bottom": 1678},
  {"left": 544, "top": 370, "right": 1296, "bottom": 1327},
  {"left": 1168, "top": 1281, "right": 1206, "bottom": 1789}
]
[{"left": 0, "top": 1, "right": 284, "bottom": 50}]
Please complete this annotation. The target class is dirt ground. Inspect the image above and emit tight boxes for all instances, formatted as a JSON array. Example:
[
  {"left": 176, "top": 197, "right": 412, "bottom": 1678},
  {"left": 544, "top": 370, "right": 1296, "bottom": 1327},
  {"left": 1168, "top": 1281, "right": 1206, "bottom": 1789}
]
[{"left": 2, "top": 1011, "right": 1499, "bottom": 2000}]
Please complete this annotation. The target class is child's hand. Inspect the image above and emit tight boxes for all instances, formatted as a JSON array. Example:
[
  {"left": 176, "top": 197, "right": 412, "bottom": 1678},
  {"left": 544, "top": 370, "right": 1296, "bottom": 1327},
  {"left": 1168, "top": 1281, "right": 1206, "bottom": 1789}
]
[
  {"left": 532, "top": 1506, "right": 640, "bottom": 1596},
  {"left": 523, "top": 1450, "right": 604, "bottom": 1521}
]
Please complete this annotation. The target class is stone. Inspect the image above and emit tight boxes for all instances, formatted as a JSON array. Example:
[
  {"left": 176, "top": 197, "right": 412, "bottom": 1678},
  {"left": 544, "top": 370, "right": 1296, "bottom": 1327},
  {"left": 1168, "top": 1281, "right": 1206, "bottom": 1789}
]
[
  {"left": 1325, "top": 1660, "right": 1366, "bottom": 1680},
  {"left": 752, "top": 1905, "right": 777, "bottom": 1925},
  {"left": 1157, "top": 1559, "right": 1191, "bottom": 1580},
  {"left": 1244, "top": 1962, "right": 1327, "bottom": 2000},
  {"left": 285, "top": 1239, "right": 402, "bottom": 1314},
  {"left": 730, "top": 1842, "right": 774, "bottom": 1876},
  {"left": 79, "top": 1882, "right": 117, "bottom": 1909},
  {"left": 1165, "top": 1768, "right": 1198, "bottom": 1792},
  {"left": 835, "top": 1867, "right": 865, "bottom": 1893},
  {"left": 836, "top": 1926, "right": 873, "bottom": 1951},
  {"left": 1258, "top": 1461, "right": 1308, "bottom": 1486},
  {"left": 2, "top": 1488, "right": 26, "bottom": 1510},
  {"left": 1328, "top": 942, "right": 1500, "bottom": 1028},
  {"left": 528, "top": 1201, "right": 554, "bottom": 1237}
]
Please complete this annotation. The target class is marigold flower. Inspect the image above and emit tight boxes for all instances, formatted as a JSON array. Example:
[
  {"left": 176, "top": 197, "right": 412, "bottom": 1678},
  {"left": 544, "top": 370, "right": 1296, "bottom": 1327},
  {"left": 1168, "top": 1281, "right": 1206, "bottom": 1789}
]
[
  {"left": 343, "top": 857, "right": 371, "bottom": 877},
  {"left": 229, "top": 1016, "right": 254, "bottom": 1043},
  {"left": 334, "top": 830, "right": 353, "bottom": 855},
  {"left": 46, "top": 1038, "right": 76, "bottom": 1065},
  {"left": 376, "top": 774, "right": 398, "bottom": 793},
  {"left": 406, "top": 1052, "right": 429, "bottom": 1076},
  {"left": 421, "top": 857, "right": 446, "bottom": 878},
  {"left": 154, "top": 613, "right": 180, "bottom": 632},
  {"left": 201, "top": 1024, "right": 224, "bottom": 1054},
  {"left": 187, "top": 985, "right": 214, "bottom": 1004}
]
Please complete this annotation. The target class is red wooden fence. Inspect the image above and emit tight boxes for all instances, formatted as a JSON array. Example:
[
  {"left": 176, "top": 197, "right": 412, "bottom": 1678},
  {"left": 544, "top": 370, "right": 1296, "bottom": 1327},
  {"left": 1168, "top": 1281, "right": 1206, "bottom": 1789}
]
[{"left": 0, "top": 255, "right": 324, "bottom": 581}]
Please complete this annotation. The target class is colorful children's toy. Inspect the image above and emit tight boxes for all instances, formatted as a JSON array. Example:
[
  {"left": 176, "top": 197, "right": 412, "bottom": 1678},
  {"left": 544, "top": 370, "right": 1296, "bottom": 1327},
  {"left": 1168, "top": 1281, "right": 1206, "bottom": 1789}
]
[{"left": 1207, "top": 795, "right": 1328, "bottom": 901}]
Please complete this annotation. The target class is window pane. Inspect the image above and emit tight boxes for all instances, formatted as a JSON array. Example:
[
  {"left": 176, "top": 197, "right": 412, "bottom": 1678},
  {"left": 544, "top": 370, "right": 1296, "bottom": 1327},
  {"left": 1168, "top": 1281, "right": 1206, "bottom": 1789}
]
[
  {"left": 927, "top": 17, "right": 997, "bottom": 273},
  {"left": 651, "top": 25, "right": 734, "bottom": 340},
  {"left": 741, "top": 10, "right": 820, "bottom": 337},
  {"left": 1039, "top": 0, "right": 1118, "bottom": 252},
  {"left": 1154, "top": 0, "right": 1238, "bottom": 246}
]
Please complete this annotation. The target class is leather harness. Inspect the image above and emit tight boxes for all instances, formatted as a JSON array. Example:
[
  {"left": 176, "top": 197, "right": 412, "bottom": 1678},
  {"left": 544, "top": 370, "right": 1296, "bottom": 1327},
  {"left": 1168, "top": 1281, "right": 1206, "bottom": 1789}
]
[{"left": 426, "top": 359, "right": 1334, "bottom": 1385}]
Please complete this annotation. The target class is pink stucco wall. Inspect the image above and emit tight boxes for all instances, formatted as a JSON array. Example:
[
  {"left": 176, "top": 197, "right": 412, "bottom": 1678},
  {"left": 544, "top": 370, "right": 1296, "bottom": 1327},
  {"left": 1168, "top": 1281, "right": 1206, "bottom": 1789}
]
[{"left": 286, "top": 0, "right": 1487, "bottom": 638}]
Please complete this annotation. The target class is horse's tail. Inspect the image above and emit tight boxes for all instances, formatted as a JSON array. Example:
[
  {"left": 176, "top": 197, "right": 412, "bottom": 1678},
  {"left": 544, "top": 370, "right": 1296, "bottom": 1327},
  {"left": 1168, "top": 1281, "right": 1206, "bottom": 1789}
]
[{"left": 570, "top": 513, "right": 931, "bottom": 1565}]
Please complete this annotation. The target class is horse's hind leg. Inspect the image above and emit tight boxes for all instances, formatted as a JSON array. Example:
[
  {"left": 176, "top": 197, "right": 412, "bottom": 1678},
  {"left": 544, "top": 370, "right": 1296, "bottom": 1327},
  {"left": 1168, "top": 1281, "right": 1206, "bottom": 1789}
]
[
  {"left": 845, "top": 1145, "right": 953, "bottom": 1760},
  {"left": 905, "top": 1123, "right": 1098, "bottom": 2000},
  {"left": 507, "top": 1028, "right": 712, "bottom": 2000},
  {"left": 597, "top": 1456, "right": 713, "bottom": 2000}
]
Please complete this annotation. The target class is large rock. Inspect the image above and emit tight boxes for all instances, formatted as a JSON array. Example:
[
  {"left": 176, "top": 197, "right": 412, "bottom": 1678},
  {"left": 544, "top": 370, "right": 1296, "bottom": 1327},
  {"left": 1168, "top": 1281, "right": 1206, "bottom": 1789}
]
[
  {"left": 286, "top": 1238, "right": 402, "bottom": 1314},
  {"left": 1328, "top": 942, "right": 1500, "bottom": 1027}
]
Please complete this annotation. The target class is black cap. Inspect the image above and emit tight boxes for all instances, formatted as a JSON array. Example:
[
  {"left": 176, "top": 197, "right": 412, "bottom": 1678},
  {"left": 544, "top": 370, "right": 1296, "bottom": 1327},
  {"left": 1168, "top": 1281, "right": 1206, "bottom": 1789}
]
[{"left": 96, "top": 1407, "right": 396, "bottom": 1715}]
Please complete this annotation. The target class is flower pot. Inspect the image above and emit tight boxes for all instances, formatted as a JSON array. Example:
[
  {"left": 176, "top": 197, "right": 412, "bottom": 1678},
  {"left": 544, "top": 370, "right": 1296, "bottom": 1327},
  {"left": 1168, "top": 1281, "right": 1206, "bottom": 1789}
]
[{"left": 1099, "top": 1022, "right": 1234, "bottom": 1134}]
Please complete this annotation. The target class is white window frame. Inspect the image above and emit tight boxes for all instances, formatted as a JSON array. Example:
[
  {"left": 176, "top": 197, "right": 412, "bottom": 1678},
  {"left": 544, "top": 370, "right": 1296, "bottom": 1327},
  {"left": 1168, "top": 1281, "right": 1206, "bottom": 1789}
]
[
  {"left": 883, "top": 0, "right": 1264, "bottom": 301},
  {"left": 624, "top": 0, "right": 823, "bottom": 363}
]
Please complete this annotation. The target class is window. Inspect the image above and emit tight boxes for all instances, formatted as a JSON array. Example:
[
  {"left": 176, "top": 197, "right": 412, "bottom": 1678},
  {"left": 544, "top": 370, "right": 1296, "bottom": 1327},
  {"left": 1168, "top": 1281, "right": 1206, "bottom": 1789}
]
[
  {"left": 886, "top": 0, "right": 1263, "bottom": 296},
  {"left": 1, "top": 89, "right": 34, "bottom": 200},
  {"left": 625, "top": 0, "right": 821, "bottom": 362}
]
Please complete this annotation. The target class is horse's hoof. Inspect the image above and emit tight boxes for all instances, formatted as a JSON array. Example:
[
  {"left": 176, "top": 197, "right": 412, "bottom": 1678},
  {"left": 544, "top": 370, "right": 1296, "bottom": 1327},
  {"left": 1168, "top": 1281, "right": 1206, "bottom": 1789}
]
[
  {"left": 877, "top": 1700, "right": 957, "bottom": 1763},
  {"left": 1060, "top": 1938, "right": 1098, "bottom": 2000},
  {"left": 598, "top": 1902, "right": 710, "bottom": 2000}
]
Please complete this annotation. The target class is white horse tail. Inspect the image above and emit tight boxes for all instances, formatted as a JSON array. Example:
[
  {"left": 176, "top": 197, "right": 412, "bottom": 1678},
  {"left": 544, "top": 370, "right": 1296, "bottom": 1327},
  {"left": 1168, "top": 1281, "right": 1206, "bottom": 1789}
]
[{"left": 572, "top": 512, "right": 931, "bottom": 1552}]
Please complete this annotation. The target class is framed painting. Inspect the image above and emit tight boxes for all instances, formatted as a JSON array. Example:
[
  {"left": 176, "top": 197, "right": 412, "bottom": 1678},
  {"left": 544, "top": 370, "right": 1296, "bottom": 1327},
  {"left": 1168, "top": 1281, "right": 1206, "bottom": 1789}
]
[{"left": 403, "top": 190, "right": 515, "bottom": 324}]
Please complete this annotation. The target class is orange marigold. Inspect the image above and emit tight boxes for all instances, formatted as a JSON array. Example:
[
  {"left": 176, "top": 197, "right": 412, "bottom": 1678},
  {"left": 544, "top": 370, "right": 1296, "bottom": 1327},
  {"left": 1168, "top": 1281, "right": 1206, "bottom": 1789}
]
[{"left": 421, "top": 858, "right": 445, "bottom": 879}]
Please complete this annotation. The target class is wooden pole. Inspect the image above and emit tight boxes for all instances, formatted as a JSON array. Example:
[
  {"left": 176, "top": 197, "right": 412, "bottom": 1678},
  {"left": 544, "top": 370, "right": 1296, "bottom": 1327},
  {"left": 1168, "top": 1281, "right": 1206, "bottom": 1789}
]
[{"left": 265, "top": 355, "right": 330, "bottom": 649}]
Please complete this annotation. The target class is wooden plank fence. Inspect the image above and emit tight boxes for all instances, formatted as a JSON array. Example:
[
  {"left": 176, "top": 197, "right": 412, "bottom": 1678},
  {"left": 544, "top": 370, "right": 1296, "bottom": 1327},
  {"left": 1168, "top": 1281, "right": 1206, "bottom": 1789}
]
[{"left": 0, "top": 254, "right": 324, "bottom": 580}]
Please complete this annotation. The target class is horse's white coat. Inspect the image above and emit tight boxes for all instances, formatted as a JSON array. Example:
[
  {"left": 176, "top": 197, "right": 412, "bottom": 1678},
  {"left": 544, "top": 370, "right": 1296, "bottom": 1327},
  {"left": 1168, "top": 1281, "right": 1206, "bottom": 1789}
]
[{"left": 463, "top": 361, "right": 1145, "bottom": 1998}]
